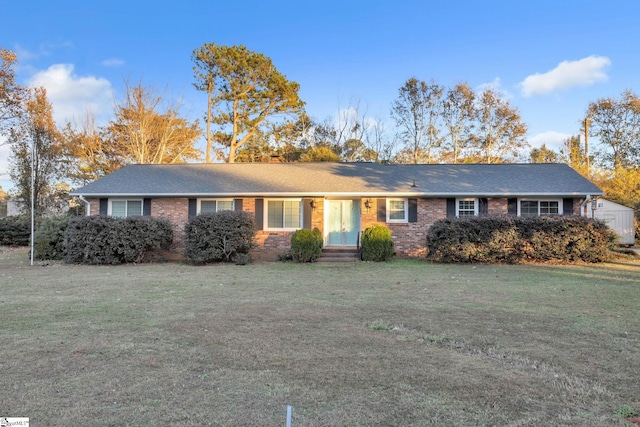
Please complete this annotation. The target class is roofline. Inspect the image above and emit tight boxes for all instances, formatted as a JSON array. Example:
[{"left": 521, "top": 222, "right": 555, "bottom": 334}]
[{"left": 70, "top": 191, "right": 604, "bottom": 198}]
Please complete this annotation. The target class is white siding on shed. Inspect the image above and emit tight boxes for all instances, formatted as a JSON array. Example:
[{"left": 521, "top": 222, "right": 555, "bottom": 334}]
[
  {"left": 592, "top": 199, "right": 635, "bottom": 245},
  {"left": 6, "top": 199, "right": 25, "bottom": 217}
]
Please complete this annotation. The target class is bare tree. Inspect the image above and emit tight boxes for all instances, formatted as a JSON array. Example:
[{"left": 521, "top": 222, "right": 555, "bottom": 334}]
[
  {"left": 391, "top": 78, "right": 444, "bottom": 164},
  {"left": 8, "top": 87, "right": 63, "bottom": 218},
  {"left": 105, "top": 80, "right": 201, "bottom": 165},
  {"left": 60, "top": 111, "right": 122, "bottom": 185},
  {"left": 334, "top": 99, "right": 371, "bottom": 145},
  {"left": 365, "top": 117, "right": 395, "bottom": 163},
  {"left": 587, "top": 89, "right": 640, "bottom": 169},
  {"left": 441, "top": 82, "right": 475, "bottom": 163},
  {"left": 472, "top": 89, "right": 528, "bottom": 163}
]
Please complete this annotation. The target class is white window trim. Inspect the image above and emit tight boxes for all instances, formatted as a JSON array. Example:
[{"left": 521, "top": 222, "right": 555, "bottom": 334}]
[
  {"left": 456, "top": 198, "right": 478, "bottom": 217},
  {"left": 197, "top": 198, "right": 234, "bottom": 214},
  {"left": 386, "top": 198, "right": 408, "bottom": 223},
  {"left": 517, "top": 198, "right": 563, "bottom": 217},
  {"left": 264, "top": 198, "right": 303, "bottom": 231},
  {"left": 108, "top": 199, "right": 143, "bottom": 217}
]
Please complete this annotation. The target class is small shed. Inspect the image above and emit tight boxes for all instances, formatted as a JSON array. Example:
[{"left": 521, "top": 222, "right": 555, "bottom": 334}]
[
  {"left": 6, "top": 198, "right": 25, "bottom": 217},
  {"left": 592, "top": 199, "right": 636, "bottom": 245}
]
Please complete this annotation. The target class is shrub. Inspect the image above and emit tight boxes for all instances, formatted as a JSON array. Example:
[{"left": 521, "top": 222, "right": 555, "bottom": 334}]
[
  {"left": 233, "top": 252, "right": 252, "bottom": 265},
  {"left": 516, "top": 216, "right": 606, "bottom": 262},
  {"left": 426, "top": 216, "right": 617, "bottom": 264},
  {"left": 290, "top": 228, "right": 323, "bottom": 262},
  {"left": 426, "top": 216, "right": 519, "bottom": 263},
  {"left": 64, "top": 216, "right": 174, "bottom": 265},
  {"left": 184, "top": 211, "right": 256, "bottom": 264},
  {"left": 0, "top": 216, "right": 30, "bottom": 246},
  {"left": 34, "top": 216, "right": 69, "bottom": 260},
  {"left": 361, "top": 224, "right": 394, "bottom": 261},
  {"left": 278, "top": 252, "right": 294, "bottom": 262}
]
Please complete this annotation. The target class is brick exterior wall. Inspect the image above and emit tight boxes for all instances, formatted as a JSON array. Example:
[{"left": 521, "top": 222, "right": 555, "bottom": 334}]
[
  {"left": 572, "top": 200, "right": 582, "bottom": 216},
  {"left": 87, "top": 198, "right": 100, "bottom": 216},
  {"left": 361, "top": 198, "right": 447, "bottom": 258},
  {"left": 488, "top": 198, "right": 508, "bottom": 215},
  {"left": 309, "top": 197, "right": 324, "bottom": 231},
  {"left": 152, "top": 198, "right": 189, "bottom": 250},
  {"left": 82, "top": 196, "right": 587, "bottom": 260}
]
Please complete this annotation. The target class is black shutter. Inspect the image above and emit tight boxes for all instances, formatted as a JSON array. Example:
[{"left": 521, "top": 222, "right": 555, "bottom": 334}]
[
  {"left": 99, "top": 198, "right": 108, "bottom": 215},
  {"left": 234, "top": 199, "right": 243, "bottom": 212},
  {"left": 446, "top": 198, "right": 456, "bottom": 218},
  {"left": 507, "top": 198, "right": 518, "bottom": 216},
  {"left": 188, "top": 198, "right": 197, "bottom": 218},
  {"left": 255, "top": 198, "right": 264, "bottom": 230},
  {"left": 408, "top": 198, "right": 418, "bottom": 223},
  {"left": 303, "top": 198, "right": 313, "bottom": 229},
  {"left": 563, "top": 198, "right": 574, "bottom": 216},
  {"left": 479, "top": 198, "right": 488, "bottom": 216},
  {"left": 143, "top": 198, "right": 151, "bottom": 216},
  {"left": 377, "top": 199, "right": 386, "bottom": 222}
]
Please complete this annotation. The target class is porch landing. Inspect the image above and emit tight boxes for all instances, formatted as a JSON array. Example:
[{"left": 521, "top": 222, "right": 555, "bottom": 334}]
[{"left": 317, "top": 247, "right": 360, "bottom": 263}]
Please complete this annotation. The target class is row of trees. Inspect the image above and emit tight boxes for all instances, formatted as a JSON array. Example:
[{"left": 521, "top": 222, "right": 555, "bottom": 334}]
[
  {"left": 1, "top": 44, "right": 639, "bottom": 218},
  {"left": 190, "top": 44, "right": 638, "bottom": 173},
  {"left": 391, "top": 79, "right": 528, "bottom": 164},
  {"left": 1, "top": 47, "right": 205, "bottom": 217},
  {"left": 191, "top": 46, "right": 529, "bottom": 165}
]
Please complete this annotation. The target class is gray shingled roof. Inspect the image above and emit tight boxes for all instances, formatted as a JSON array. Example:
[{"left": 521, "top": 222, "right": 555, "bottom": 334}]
[{"left": 70, "top": 162, "right": 603, "bottom": 197}]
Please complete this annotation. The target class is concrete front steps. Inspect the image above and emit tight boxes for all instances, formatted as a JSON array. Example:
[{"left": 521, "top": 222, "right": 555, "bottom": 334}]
[{"left": 317, "top": 247, "right": 360, "bottom": 263}]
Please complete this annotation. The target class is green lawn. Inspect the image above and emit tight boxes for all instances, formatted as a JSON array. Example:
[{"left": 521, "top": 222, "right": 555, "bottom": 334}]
[{"left": 1, "top": 248, "right": 639, "bottom": 426}]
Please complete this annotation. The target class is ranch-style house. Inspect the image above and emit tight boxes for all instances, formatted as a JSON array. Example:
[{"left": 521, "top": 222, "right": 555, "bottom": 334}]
[{"left": 70, "top": 162, "right": 603, "bottom": 260}]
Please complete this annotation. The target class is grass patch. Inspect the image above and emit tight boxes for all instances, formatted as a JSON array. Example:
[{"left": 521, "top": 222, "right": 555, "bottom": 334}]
[
  {"left": 614, "top": 404, "right": 639, "bottom": 418},
  {"left": 369, "top": 319, "right": 391, "bottom": 331},
  {"left": 1, "top": 249, "right": 639, "bottom": 425}
]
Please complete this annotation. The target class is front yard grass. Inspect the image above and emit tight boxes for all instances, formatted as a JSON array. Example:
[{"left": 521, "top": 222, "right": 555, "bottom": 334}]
[{"left": 1, "top": 248, "right": 639, "bottom": 426}]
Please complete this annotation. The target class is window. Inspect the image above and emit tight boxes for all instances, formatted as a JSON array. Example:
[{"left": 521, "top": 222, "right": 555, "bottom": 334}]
[
  {"left": 387, "top": 198, "right": 408, "bottom": 223},
  {"left": 265, "top": 199, "right": 302, "bottom": 230},
  {"left": 198, "top": 199, "right": 234, "bottom": 214},
  {"left": 519, "top": 200, "right": 561, "bottom": 217},
  {"left": 540, "top": 201, "right": 559, "bottom": 216},
  {"left": 456, "top": 198, "right": 478, "bottom": 217},
  {"left": 110, "top": 199, "right": 142, "bottom": 217}
]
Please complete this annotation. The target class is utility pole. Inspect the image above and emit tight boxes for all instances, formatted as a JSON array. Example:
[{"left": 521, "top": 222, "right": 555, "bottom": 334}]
[
  {"left": 30, "top": 131, "right": 35, "bottom": 266},
  {"left": 584, "top": 118, "right": 590, "bottom": 175}
]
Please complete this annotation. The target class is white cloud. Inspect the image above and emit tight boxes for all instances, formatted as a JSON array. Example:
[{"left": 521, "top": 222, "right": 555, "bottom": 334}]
[
  {"left": 27, "top": 64, "right": 114, "bottom": 126},
  {"left": 528, "top": 131, "right": 571, "bottom": 151},
  {"left": 519, "top": 56, "right": 610, "bottom": 97},
  {"left": 14, "top": 42, "right": 74, "bottom": 62},
  {"left": 476, "top": 77, "right": 502, "bottom": 93},
  {"left": 475, "top": 78, "right": 514, "bottom": 100},
  {"left": 101, "top": 58, "right": 125, "bottom": 67},
  {"left": 0, "top": 63, "right": 114, "bottom": 192}
]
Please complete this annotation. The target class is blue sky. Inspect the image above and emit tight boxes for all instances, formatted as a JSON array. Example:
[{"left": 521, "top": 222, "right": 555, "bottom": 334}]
[{"left": 1, "top": 0, "right": 639, "bottom": 190}]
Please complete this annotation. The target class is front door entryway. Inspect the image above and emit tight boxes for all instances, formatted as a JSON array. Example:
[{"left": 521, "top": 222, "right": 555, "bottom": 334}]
[{"left": 326, "top": 199, "right": 360, "bottom": 246}]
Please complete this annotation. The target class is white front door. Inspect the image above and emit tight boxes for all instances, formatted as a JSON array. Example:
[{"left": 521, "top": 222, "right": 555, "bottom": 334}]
[{"left": 326, "top": 200, "right": 360, "bottom": 246}]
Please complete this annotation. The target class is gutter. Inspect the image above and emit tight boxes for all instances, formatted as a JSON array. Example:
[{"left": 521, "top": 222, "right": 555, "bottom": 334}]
[
  {"left": 78, "top": 195, "right": 91, "bottom": 216},
  {"left": 68, "top": 191, "right": 604, "bottom": 198}
]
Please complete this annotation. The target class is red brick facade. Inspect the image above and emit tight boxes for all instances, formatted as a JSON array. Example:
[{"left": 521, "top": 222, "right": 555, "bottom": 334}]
[{"left": 85, "top": 196, "right": 586, "bottom": 260}]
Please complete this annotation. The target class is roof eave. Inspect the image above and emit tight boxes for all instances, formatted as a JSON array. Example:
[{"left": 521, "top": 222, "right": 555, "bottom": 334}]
[{"left": 69, "top": 191, "right": 604, "bottom": 198}]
